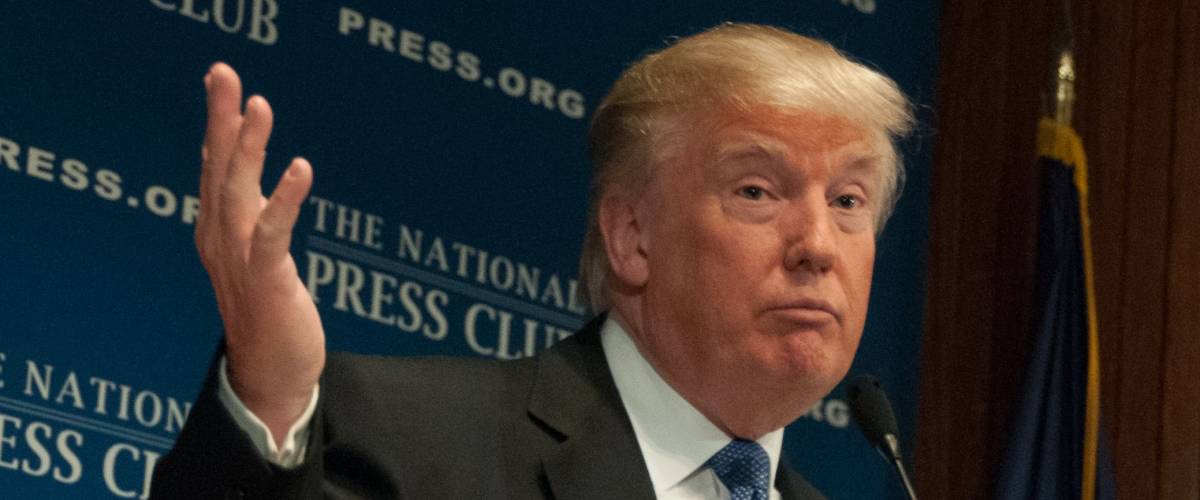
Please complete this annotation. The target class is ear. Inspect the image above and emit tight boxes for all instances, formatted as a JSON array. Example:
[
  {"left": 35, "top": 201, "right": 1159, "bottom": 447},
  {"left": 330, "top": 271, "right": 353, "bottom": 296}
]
[{"left": 598, "top": 191, "right": 649, "bottom": 288}]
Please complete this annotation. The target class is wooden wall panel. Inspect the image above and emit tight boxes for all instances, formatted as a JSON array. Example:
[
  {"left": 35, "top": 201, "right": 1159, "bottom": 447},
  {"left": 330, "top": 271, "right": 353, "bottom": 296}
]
[
  {"left": 916, "top": 1, "right": 1048, "bottom": 497},
  {"left": 1159, "top": 1, "right": 1200, "bottom": 497},
  {"left": 1111, "top": 0, "right": 1177, "bottom": 497},
  {"left": 920, "top": 1, "right": 1199, "bottom": 498},
  {"left": 984, "top": 0, "right": 1046, "bottom": 455},
  {"left": 915, "top": 3, "right": 981, "bottom": 496}
]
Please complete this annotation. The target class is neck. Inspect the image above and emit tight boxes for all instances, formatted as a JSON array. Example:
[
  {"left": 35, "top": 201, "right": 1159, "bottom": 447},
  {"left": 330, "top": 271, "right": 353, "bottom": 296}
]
[{"left": 606, "top": 301, "right": 803, "bottom": 439}]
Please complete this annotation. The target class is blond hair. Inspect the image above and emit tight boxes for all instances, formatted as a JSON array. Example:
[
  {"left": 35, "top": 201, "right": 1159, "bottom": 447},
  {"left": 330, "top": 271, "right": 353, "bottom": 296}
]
[{"left": 580, "top": 23, "right": 914, "bottom": 312}]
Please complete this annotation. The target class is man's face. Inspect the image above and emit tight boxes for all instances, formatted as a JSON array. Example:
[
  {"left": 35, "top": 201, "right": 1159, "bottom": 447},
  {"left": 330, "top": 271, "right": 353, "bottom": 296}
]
[{"left": 629, "top": 109, "right": 882, "bottom": 431}]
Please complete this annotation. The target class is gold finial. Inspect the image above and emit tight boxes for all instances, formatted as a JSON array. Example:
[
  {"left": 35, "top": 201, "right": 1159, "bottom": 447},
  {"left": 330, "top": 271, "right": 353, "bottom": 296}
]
[{"left": 1054, "top": 50, "right": 1076, "bottom": 126}]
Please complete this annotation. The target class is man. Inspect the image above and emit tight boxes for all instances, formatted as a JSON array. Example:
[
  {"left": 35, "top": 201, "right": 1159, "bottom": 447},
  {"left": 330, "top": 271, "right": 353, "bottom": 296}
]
[{"left": 151, "top": 23, "right": 913, "bottom": 499}]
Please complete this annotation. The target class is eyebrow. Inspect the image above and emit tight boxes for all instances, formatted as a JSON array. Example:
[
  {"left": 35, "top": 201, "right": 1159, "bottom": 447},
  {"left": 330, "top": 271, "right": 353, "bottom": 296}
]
[
  {"left": 841, "top": 155, "right": 883, "bottom": 175},
  {"left": 711, "top": 134, "right": 790, "bottom": 165},
  {"left": 714, "top": 136, "right": 884, "bottom": 176}
]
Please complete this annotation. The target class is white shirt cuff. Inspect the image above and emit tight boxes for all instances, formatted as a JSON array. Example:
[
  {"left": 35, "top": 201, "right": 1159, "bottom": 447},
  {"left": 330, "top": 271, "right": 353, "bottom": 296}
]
[{"left": 216, "top": 356, "right": 319, "bottom": 469}]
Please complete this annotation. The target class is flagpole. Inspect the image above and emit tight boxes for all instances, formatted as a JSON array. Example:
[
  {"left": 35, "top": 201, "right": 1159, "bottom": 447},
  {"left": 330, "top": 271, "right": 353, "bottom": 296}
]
[{"left": 1047, "top": 0, "right": 1075, "bottom": 126}]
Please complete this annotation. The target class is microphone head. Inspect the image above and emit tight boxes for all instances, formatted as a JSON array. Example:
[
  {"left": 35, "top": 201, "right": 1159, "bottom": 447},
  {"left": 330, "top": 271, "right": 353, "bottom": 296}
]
[{"left": 846, "top": 374, "right": 902, "bottom": 459}]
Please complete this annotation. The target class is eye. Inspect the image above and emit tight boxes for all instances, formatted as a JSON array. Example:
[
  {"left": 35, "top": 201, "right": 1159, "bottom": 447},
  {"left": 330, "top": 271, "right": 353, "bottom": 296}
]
[
  {"left": 738, "top": 185, "right": 767, "bottom": 200},
  {"left": 834, "top": 194, "right": 860, "bottom": 209}
]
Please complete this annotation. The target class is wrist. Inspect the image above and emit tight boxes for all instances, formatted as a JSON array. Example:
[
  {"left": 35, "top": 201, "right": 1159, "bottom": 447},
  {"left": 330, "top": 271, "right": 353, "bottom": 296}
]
[{"left": 226, "top": 366, "right": 317, "bottom": 443}]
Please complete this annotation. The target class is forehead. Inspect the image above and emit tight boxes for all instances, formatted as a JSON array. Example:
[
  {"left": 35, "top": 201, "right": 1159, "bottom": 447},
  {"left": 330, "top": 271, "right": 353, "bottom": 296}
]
[
  {"left": 705, "top": 109, "right": 873, "bottom": 158},
  {"left": 665, "top": 108, "right": 883, "bottom": 180},
  {"left": 631, "top": 108, "right": 891, "bottom": 202}
]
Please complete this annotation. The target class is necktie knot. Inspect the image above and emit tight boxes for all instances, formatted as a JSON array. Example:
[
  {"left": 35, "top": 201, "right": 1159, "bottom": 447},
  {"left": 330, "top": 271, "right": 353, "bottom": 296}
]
[{"left": 707, "top": 439, "right": 770, "bottom": 500}]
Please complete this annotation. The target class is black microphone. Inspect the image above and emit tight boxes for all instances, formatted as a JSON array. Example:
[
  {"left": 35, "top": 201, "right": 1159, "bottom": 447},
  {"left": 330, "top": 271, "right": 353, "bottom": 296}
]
[{"left": 846, "top": 374, "right": 918, "bottom": 500}]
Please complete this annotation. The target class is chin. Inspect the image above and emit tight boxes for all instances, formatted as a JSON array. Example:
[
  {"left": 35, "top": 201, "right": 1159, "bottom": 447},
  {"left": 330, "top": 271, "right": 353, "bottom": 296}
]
[{"left": 771, "top": 338, "right": 850, "bottom": 397}]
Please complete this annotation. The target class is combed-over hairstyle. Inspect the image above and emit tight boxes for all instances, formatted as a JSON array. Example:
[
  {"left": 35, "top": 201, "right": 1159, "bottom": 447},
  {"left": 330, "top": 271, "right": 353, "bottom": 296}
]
[{"left": 579, "top": 23, "right": 914, "bottom": 313}]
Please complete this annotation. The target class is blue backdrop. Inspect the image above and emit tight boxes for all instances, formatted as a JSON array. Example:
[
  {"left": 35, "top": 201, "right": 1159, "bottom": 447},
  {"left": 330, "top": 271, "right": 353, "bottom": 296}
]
[{"left": 0, "top": 1, "right": 938, "bottom": 498}]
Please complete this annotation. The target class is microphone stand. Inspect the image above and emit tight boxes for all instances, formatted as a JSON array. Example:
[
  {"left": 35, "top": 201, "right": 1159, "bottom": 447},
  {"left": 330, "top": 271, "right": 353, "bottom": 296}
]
[
  {"left": 891, "top": 458, "right": 918, "bottom": 500},
  {"left": 881, "top": 434, "right": 918, "bottom": 500}
]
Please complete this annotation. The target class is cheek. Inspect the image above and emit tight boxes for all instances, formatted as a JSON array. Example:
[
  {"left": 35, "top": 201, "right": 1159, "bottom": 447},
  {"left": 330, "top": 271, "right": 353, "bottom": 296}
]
[
  {"left": 840, "top": 239, "right": 876, "bottom": 341},
  {"left": 657, "top": 205, "right": 748, "bottom": 277},
  {"left": 646, "top": 208, "right": 773, "bottom": 336},
  {"left": 851, "top": 244, "right": 876, "bottom": 307},
  {"left": 688, "top": 222, "right": 779, "bottom": 310}
]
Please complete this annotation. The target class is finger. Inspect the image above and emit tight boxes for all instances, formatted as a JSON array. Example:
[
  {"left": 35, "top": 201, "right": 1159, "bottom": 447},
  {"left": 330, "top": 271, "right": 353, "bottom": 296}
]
[
  {"left": 199, "top": 63, "right": 244, "bottom": 232},
  {"left": 203, "top": 62, "right": 244, "bottom": 165},
  {"left": 250, "top": 158, "right": 312, "bottom": 269},
  {"left": 221, "top": 95, "right": 274, "bottom": 235}
]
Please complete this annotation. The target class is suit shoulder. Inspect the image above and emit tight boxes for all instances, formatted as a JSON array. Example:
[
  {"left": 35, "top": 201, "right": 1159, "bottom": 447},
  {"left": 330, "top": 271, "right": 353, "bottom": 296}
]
[{"left": 322, "top": 351, "right": 536, "bottom": 409}]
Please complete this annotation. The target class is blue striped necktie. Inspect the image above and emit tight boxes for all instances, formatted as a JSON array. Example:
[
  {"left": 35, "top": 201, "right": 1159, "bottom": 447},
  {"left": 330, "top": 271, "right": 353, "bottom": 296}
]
[{"left": 706, "top": 439, "right": 771, "bottom": 500}]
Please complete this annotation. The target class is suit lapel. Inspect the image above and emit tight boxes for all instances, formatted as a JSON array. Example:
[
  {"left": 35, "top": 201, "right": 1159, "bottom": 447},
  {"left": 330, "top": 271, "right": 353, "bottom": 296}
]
[
  {"left": 527, "top": 316, "right": 656, "bottom": 500},
  {"left": 776, "top": 460, "right": 828, "bottom": 500}
]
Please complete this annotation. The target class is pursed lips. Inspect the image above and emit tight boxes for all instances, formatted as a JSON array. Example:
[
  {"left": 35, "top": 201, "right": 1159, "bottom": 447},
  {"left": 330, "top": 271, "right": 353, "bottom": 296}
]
[{"left": 762, "top": 298, "right": 841, "bottom": 325}]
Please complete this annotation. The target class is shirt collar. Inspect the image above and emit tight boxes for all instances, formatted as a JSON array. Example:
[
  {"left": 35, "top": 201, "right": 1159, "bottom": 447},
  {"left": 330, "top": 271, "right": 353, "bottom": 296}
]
[{"left": 599, "top": 314, "right": 785, "bottom": 496}]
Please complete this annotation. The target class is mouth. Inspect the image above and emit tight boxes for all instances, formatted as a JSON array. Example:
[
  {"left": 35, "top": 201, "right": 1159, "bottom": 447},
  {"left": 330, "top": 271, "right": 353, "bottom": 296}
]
[{"left": 764, "top": 298, "right": 841, "bottom": 325}]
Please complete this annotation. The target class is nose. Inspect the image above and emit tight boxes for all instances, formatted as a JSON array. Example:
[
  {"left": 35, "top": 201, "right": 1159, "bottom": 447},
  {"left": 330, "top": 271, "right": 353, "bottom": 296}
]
[{"left": 782, "top": 198, "right": 836, "bottom": 274}]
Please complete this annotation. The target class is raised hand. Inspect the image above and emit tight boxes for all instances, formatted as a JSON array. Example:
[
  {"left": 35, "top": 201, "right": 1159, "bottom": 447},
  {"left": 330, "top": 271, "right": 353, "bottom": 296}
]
[{"left": 196, "top": 63, "right": 325, "bottom": 445}]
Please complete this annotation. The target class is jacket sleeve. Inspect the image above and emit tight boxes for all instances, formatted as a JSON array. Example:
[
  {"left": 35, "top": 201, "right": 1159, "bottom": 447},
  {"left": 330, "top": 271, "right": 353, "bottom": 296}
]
[{"left": 149, "top": 348, "right": 326, "bottom": 500}]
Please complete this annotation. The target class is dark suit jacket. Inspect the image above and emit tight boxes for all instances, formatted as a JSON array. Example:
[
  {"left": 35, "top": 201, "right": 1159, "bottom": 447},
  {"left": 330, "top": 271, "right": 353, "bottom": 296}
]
[{"left": 150, "top": 317, "right": 826, "bottom": 499}]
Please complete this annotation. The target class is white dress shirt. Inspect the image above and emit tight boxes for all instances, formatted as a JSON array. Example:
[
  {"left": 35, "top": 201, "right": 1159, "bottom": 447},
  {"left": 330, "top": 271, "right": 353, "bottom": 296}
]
[
  {"left": 218, "top": 316, "right": 786, "bottom": 499},
  {"left": 600, "top": 316, "right": 784, "bottom": 500},
  {"left": 216, "top": 356, "right": 316, "bottom": 468}
]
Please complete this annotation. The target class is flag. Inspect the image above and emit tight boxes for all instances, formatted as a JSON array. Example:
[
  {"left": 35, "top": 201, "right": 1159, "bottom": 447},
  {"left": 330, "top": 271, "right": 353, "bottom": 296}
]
[{"left": 992, "top": 118, "right": 1114, "bottom": 499}]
